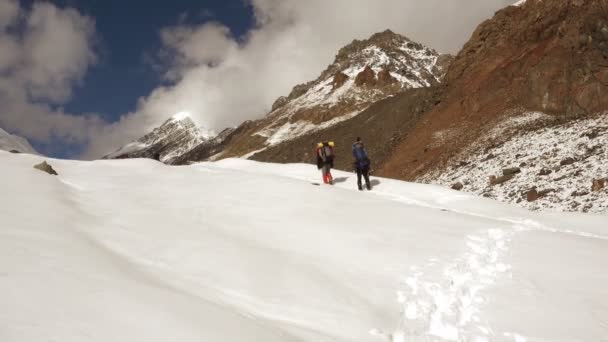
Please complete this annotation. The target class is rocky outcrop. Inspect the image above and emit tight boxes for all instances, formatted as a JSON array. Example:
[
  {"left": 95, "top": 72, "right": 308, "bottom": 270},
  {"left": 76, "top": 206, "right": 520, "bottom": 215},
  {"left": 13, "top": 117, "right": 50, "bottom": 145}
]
[
  {"left": 332, "top": 72, "right": 349, "bottom": 90},
  {"left": 354, "top": 66, "right": 377, "bottom": 87},
  {"left": 34, "top": 161, "right": 58, "bottom": 176},
  {"left": 377, "top": 68, "right": 398, "bottom": 87}
]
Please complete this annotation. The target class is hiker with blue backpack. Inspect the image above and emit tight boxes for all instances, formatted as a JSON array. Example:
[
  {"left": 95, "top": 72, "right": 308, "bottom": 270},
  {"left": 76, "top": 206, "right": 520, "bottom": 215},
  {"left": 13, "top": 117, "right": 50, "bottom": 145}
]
[{"left": 352, "top": 137, "right": 372, "bottom": 190}]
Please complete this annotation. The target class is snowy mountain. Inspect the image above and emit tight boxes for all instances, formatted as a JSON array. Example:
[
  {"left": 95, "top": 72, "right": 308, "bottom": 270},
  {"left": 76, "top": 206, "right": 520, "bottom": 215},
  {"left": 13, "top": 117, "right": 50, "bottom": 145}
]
[
  {"left": 105, "top": 112, "right": 215, "bottom": 163},
  {"left": 0, "top": 127, "right": 38, "bottom": 154},
  {"left": 219, "top": 30, "right": 452, "bottom": 158},
  {"left": 1, "top": 150, "right": 607, "bottom": 341}
]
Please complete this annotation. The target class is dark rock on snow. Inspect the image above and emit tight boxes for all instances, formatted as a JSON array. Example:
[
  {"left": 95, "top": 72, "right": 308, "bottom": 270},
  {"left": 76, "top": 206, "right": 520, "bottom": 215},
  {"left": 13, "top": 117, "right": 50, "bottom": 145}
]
[{"left": 33, "top": 161, "right": 58, "bottom": 176}]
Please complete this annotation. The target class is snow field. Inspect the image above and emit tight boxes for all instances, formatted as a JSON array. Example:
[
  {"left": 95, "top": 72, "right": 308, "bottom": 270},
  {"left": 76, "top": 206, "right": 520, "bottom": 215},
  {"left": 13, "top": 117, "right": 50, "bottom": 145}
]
[{"left": 1, "top": 152, "right": 607, "bottom": 342}]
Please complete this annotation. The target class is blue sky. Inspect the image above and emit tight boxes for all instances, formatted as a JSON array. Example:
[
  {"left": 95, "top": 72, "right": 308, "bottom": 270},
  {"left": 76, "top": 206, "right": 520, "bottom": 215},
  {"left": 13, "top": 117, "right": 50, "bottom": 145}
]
[{"left": 27, "top": 0, "right": 253, "bottom": 156}]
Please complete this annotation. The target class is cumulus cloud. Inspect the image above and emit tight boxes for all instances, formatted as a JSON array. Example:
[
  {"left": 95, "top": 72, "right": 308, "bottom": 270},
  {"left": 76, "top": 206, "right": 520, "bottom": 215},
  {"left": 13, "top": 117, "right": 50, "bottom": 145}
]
[
  {"left": 0, "top": 0, "right": 103, "bottom": 153},
  {"left": 0, "top": 0, "right": 514, "bottom": 159}
]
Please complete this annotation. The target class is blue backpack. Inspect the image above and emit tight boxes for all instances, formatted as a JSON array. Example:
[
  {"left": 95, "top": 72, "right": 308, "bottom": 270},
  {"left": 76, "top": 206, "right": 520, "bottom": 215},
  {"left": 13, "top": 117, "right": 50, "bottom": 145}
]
[{"left": 353, "top": 143, "right": 369, "bottom": 166}]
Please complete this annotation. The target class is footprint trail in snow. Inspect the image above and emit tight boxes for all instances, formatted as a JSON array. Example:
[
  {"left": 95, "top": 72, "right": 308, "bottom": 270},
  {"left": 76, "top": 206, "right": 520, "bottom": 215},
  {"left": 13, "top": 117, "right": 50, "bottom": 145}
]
[{"left": 372, "top": 228, "right": 519, "bottom": 342}]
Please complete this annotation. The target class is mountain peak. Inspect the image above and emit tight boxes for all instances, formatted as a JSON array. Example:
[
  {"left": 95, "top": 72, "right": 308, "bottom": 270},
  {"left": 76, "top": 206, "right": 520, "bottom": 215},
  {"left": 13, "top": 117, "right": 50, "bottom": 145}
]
[
  {"left": 368, "top": 29, "right": 409, "bottom": 43},
  {"left": 105, "top": 112, "right": 214, "bottom": 162}
]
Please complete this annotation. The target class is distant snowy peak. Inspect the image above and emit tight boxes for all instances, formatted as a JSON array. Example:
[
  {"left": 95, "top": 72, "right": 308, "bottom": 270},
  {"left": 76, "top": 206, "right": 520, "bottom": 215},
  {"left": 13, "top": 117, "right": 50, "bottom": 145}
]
[
  {"left": 105, "top": 114, "right": 214, "bottom": 163},
  {"left": 0, "top": 127, "right": 38, "bottom": 155}
]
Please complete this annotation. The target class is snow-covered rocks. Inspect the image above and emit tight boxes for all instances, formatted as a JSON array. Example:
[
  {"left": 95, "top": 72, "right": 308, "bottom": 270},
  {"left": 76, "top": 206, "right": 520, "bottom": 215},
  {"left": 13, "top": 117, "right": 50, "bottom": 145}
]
[{"left": 428, "top": 112, "right": 608, "bottom": 213}]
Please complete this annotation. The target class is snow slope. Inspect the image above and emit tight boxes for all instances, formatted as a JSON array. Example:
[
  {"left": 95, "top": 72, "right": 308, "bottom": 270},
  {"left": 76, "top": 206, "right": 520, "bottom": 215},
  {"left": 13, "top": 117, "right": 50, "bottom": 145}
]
[
  {"left": 0, "top": 128, "right": 37, "bottom": 154},
  {"left": 1, "top": 151, "right": 607, "bottom": 342}
]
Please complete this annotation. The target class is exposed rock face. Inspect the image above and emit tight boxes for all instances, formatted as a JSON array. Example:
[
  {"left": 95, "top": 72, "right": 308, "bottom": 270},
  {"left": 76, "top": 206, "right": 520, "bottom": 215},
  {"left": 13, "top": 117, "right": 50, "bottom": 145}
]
[
  {"left": 382, "top": 0, "right": 608, "bottom": 181},
  {"left": 377, "top": 68, "right": 398, "bottom": 86},
  {"left": 105, "top": 114, "right": 214, "bottom": 163},
  {"left": 34, "top": 161, "right": 58, "bottom": 176},
  {"left": 219, "top": 29, "right": 451, "bottom": 159},
  {"left": 354, "top": 66, "right": 377, "bottom": 87},
  {"left": 332, "top": 72, "right": 349, "bottom": 90}
]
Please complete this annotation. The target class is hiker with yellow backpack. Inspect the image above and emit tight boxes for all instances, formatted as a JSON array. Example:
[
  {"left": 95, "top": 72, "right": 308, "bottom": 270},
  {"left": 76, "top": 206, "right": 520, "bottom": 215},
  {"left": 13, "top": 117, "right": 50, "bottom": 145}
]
[{"left": 316, "top": 141, "right": 335, "bottom": 184}]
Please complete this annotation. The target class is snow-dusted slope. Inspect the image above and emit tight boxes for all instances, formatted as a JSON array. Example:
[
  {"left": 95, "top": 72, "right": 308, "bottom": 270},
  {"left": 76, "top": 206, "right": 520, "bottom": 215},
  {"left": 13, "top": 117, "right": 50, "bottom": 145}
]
[
  {"left": 0, "top": 127, "right": 38, "bottom": 154},
  {"left": 105, "top": 112, "right": 214, "bottom": 162},
  {"left": 1, "top": 151, "right": 607, "bottom": 342},
  {"left": 427, "top": 112, "right": 608, "bottom": 213}
]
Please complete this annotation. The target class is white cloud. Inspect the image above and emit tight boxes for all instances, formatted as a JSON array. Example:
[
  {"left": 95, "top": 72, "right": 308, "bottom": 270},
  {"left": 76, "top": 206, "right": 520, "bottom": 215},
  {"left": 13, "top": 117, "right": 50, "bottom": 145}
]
[
  {"left": 22, "top": 3, "right": 97, "bottom": 103},
  {"left": 0, "top": 0, "right": 514, "bottom": 159},
  {"left": 0, "top": 0, "right": 102, "bottom": 152}
]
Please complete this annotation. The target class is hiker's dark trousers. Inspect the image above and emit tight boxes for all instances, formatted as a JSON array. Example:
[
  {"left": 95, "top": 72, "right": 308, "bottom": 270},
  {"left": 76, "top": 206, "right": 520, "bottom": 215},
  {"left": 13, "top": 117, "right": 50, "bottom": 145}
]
[{"left": 356, "top": 165, "right": 370, "bottom": 188}]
